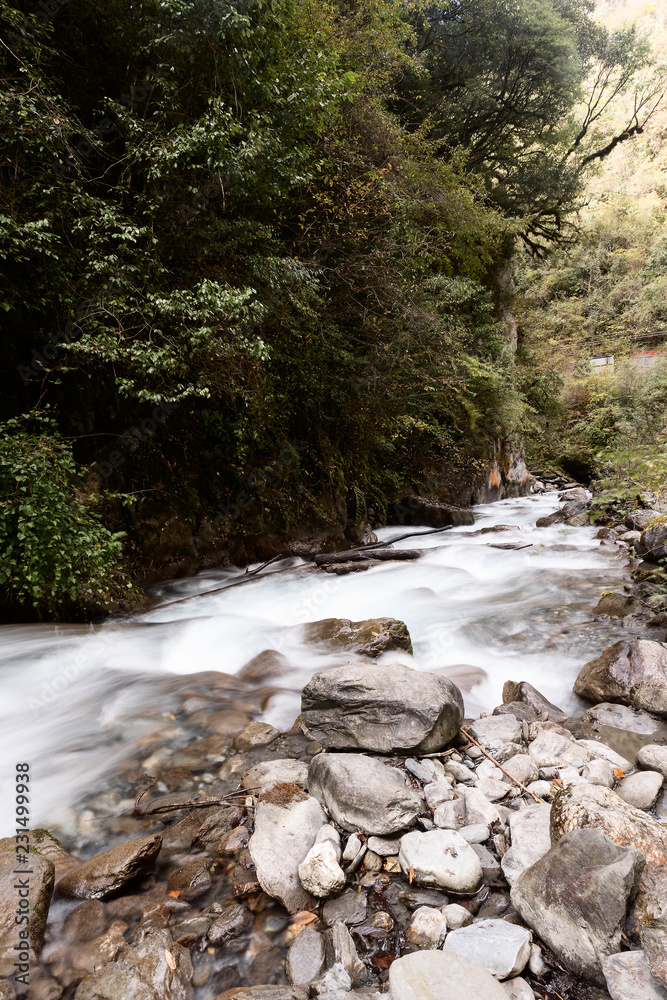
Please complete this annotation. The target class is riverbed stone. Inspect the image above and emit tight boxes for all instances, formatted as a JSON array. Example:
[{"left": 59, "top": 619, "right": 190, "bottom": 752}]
[
  {"left": 501, "top": 754, "right": 538, "bottom": 787},
  {"left": 618, "top": 770, "right": 664, "bottom": 810},
  {"left": 249, "top": 788, "right": 327, "bottom": 912},
  {"left": 463, "top": 787, "right": 501, "bottom": 826},
  {"left": 307, "top": 754, "right": 423, "bottom": 835},
  {"left": 602, "top": 950, "right": 667, "bottom": 1000},
  {"left": 74, "top": 961, "right": 156, "bottom": 1000},
  {"left": 217, "top": 990, "right": 308, "bottom": 1000},
  {"left": 594, "top": 593, "right": 642, "bottom": 618},
  {"left": 638, "top": 744, "right": 667, "bottom": 777},
  {"left": 117, "top": 929, "right": 194, "bottom": 1000},
  {"left": 322, "top": 890, "right": 366, "bottom": 926},
  {"left": 500, "top": 803, "right": 551, "bottom": 885},
  {"left": 0, "top": 836, "right": 55, "bottom": 977},
  {"left": 458, "top": 823, "right": 490, "bottom": 844},
  {"left": 326, "top": 922, "right": 365, "bottom": 985},
  {"left": 637, "top": 522, "right": 667, "bottom": 560},
  {"left": 367, "top": 834, "right": 402, "bottom": 856},
  {"left": 511, "top": 828, "right": 645, "bottom": 985},
  {"left": 433, "top": 797, "right": 466, "bottom": 830},
  {"left": 301, "top": 662, "right": 463, "bottom": 753},
  {"left": 286, "top": 927, "right": 326, "bottom": 986},
  {"left": 574, "top": 640, "right": 667, "bottom": 716},
  {"left": 501, "top": 978, "right": 535, "bottom": 1000},
  {"left": 233, "top": 721, "right": 280, "bottom": 749},
  {"left": 241, "top": 759, "right": 309, "bottom": 794},
  {"left": 444, "top": 918, "right": 531, "bottom": 980},
  {"left": 56, "top": 834, "right": 162, "bottom": 900},
  {"left": 502, "top": 681, "right": 567, "bottom": 722},
  {"left": 298, "top": 841, "right": 346, "bottom": 898},
  {"left": 388, "top": 950, "right": 509, "bottom": 1000},
  {"left": 626, "top": 510, "right": 663, "bottom": 532},
  {"left": 303, "top": 617, "right": 413, "bottom": 657},
  {"left": 441, "top": 903, "right": 472, "bottom": 929},
  {"left": 527, "top": 729, "right": 590, "bottom": 769},
  {"left": 406, "top": 906, "right": 447, "bottom": 948},
  {"left": 469, "top": 716, "right": 522, "bottom": 757},
  {"left": 576, "top": 739, "right": 632, "bottom": 772},
  {"left": 207, "top": 904, "right": 253, "bottom": 945},
  {"left": 398, "top": 830, "right": 482, "bottom": 893},
  {"left": 581, "top": 702, "right": 662, "bottom": 734},
  {"left": 582, "top": 758, "right": 615, "bottom": 787}
]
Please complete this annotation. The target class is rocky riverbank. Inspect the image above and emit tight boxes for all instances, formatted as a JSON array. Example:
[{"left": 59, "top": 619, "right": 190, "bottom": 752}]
[{"left": 5, "top": 487, "right": 667, "bottom": 1000}]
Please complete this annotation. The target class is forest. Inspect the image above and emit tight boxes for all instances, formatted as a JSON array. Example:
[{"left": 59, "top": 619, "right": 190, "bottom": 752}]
[{"left": 0, "top": 0, "right": 664, "bottom": 618}]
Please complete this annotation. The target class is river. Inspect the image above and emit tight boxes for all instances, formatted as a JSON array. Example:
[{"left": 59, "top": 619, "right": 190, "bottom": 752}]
[{"left": 0, "top": 491, "right": 640, "bottom": 838}]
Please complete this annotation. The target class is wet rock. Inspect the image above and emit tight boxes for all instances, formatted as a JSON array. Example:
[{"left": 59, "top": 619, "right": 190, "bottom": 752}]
[
  {"left": 406, "top": 906, "right": 447, "bottom": 948},
  {"left": 594, "top": 594, "right": 642, "bottom": 618},
  {"left": 238, "top": 649, "right": 292, "bottom": 683},
  {"left": 528, "top": 729, "right": 590, "bottom": 769},
  {"left": 501, "top": 754, "right": 538, "bottom": 787},
  {"left": 191, "top": 806, "right": 245, "bottom": 852},
  {"left": 49, "top": 917, "right": 129, "bottom": 976},
  {"left": 120, "top": 929, "right": 193, "bottom": 999},
  {"left": 626, "top": 510, "right": 663, "bottom": 532},
  {"left": 500, "top": 803, "right": 551, "bottom": 886},
  {"left": 242, "top": 759, "right": 309, "bottom": 794},
  {"left": 618, "top": 771, "right": 663, "bottom": 810},
  {"left": 325, "top": 922, "right": 365, "bottom": 985},
  {"left": 62, "top": 900, "right": 106, "bottom": 941},
  {"left": 234, "top": 722, "right": 280, "bottom": 750},
  {"left": 637, "top": 521, "right": 667, "bottom": 560},
  {"left": 286, "top": 927, "right": 326, "bottom": 985},
  {"left": 388, "top": 950, "right": 509, "bottom": 1000},
  {"left": 511, "top": 828, "right": 645, "bottom": 985},
  {"left": 207, "top": 904, "right": 253, "bottom": 945},
  {"left": 536, "top": 512, "right": 565, "bottom": 528},
  {"left": 638, "top": 744, "right": 667, "bottom": 777},
  {"left": 400, "top": 887, "right": 449, "bottom": 910},
  {"left": 29, "top": 829, "right": 79, "bottom": 882},
  {"left": 308, "top": 754, "right": 423, "bottom": 835},
  {"left": 217, "top": 990, "right": 308, "bottom": 1000},
  {"left": 582, "top": 703, "right": 662, "bottom": 735},
  {"left": 74, "top": 962, "right": 156, "bottom": 1000},
  {"left": 167, "top": 859, "right": 212, "bottom": 901},
  {"left": 301, "top": 662, "right": 463, "bottom": 754},
  {"left": 171, "top": 735, "right": 228, "bottom": 769},
  {"left": 582, "top": 759, "right": 615, "bottom": 787},
  {"left": 442, "top": 903, "right": 472, "bottom": 929},
  {"left": 444, "top": 918, "right": 531, "bottom": 980},
  {"left": 249, "top": 788, "right": 326, "bottom": 912},
  {"left": 602, "top": 950, "right": 667, "bottom": 1000},
  {"left": 303, "top": 617, "right": 413, "bottom": 657},
  {"left": 574, "top": 640, "right": 667, "bottom": 716},
  {"left": 469, "top": 716, "right": 522, "bottom": 757},
  {"left": 322, "top": 889, "right": 366, "bottom": 926},
  {"left": 0, "top": 836, "right": 54, "bottom": 976},
  {"left": 390, "top": 497, "right": 475, "bottom": 527},
  {"left": 298, "top": 841, "right": 346, "bottom": 898},
  {"left": 398, "top": 830, "right": 482, "bottom": 893},
  {"left": 502, "top": 681, "right": 567, "bottom": 722},
  {"left": 57, "top": 834, "right": 162, "bottom": 900}
]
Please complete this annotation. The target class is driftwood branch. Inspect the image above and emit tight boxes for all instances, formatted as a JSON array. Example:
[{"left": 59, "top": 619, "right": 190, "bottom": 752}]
[
  {"left": 134, "top": 775, "right": 258, "bottom": 816},
  {"left": 461, "top": 728, "right": 542, "bottom": 802}
]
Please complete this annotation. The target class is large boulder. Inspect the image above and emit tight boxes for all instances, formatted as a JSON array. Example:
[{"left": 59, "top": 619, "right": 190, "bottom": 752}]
[
  {"left": 56, "top": 835, "right": 162, "bottom": 900},
  {"left": 388, "top": 950, "right": 509, "bottom": 1000},
  {"left": 248, "top": 784, "right": 327, "bottom": 912},
  {"left": 307, "top": 754, "right": 423, "bottom": 835},
  {"left": 0, "top": 836, "right": 55, "bottom": 978},
  {"left": 302, "top": 618, "right": 413, "bottom": 657},
  {"left": 551, "top": 780, "right": 667, "bottom": 987},
  {"left": 511, "top": 828, "right": 645, "bottom": 985},
  {"left": 574, "top": 640, "right": 667, "bottom": 716},
  {"left": 637, "top": 521, "right": 667, "bottom": 560},
  {"left": 301, "top": 662, "right": 463, "bottom": 753}
]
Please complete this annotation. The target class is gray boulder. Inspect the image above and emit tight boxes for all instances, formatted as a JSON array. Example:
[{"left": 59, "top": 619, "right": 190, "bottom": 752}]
[
  {"left": 511, "top": 828, "right": 645, "bottom": 985},
  {"left": 249, "top": 786, "right": 327, "bottom": 912},
  {"left": 574, "top": 640, "right": 667, "bottom": 716},
  {"left": 637, "top": 521, "right": 667, "bottom": 560},
  {"left": 56, "top": 835, "right": 162, "bottom": 900},
  {"left": 388, "top": 951, "right": 509, "bottom": 1000},
  {"left": 603, "top": 951, "right": 667, "bottom": 1000},
  {"left": 301, "top": 662, "right": 463, "bottom": 753},
  {"left": 502, "top": 681, "right": 567, "bottom": 722},
  {"left": 443, "top": 919, "right": 531, "bottom": 980},
  {"left": 528, "top": 729, "right": 591, "bottom": 769},
  {"left": 398, "top": 830, "right": 482, "bottom": 893},
  {"left": 626, "top": 510, "right": 663, "bottom": 532},
  {"left": 308, "top": 753, "right": 423, "bottom": 835},
  {"left": 618, "top": 771, "right": 663, "bottom": 810},
  {"left": 638, "top": 745, "right": 667, "bottom": 777},
  {"left": 302, "top": 617, "right": 412, "bottom": 657},
  {"left": 241, "top": 759, "right": 309, "bottom": 793}
]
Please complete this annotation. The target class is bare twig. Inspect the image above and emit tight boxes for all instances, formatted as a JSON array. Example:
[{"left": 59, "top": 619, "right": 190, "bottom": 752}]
[{"left": 460, "top": 728, "right": 542, "bottom": 802}]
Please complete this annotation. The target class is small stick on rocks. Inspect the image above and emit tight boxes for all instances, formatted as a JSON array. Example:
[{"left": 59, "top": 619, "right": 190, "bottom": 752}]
[{"left": 460, "top": 728, "right": 543, "bottom": 803}]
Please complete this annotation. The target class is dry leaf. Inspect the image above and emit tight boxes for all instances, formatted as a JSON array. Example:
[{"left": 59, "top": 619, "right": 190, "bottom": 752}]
[
  {"left": 552, "top": 778, "right": 563, "bottom": 789},
  {"left": 408, "top": 866, "right": 414, "bottom": 884},
  {"left": 614, "top": 768, "right": 626, "bottom": 779},
  {"left": 291, "top": 910, "right": 318, "bottom": 925},
  {"left": 165, "top": 949, "right": 177, "bottom": 971},
  {"left": 168, "top": 890, "right": 181, "bottom": 898}
]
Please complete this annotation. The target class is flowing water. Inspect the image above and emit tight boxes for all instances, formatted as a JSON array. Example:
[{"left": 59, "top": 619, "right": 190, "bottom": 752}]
[{"left": 0, "top": 491, "right": 648, "bottom": 838}]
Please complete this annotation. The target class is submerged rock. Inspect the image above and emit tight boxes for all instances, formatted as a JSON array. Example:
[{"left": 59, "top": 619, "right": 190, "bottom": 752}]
[
  {"left": 56, "top": 834, "right": 162, "bottom": 900},
  {"left": 574, "top": 640, "right": 667, "bottom": 716},
  {"left": 308, "top": 753, "right": 423, "bottom": 835},
  {"left": 398, "top": 829, "right": 482, "bottom": 893},
  {"left": 302, "top": 617, "right": 413, "bottom": 657},
  {"left": 388, "top": 951, "right": 509, "bottom": 1000},
  {"left": 511, "top": 828, "right": 644, "bottom": 985},
  {"left": 443, "top": 918, "right": 531, "bottom": 980},
  {"left": 301, "top": 662, "right": 463, "bottom": 753}
]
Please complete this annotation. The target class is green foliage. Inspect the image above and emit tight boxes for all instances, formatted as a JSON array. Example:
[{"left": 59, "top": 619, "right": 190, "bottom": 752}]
[{"left": 0, "top": 415, "right": 127, "bottom": 614}]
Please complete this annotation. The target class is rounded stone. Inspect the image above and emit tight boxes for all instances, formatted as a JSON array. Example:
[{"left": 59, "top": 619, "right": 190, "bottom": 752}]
[{"left": 398, "top": 830, "right": 482, "bottom": 893}]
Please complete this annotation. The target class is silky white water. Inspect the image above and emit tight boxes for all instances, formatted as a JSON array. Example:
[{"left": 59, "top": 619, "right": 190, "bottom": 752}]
[{"left": 0, "top": 491, "right": 637, "bottom": 836}]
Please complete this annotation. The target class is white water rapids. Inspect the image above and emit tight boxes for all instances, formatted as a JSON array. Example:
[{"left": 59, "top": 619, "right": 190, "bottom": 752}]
[{"left": 0, "top": 491, "right": 641, "bottom": 838}]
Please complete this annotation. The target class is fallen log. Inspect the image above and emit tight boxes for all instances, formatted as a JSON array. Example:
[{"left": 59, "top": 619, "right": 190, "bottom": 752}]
[{"left": 314, "top": 547, "right": 421, "bottom": 565}]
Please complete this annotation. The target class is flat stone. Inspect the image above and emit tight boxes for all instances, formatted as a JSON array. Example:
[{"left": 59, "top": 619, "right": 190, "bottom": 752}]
[
  {"left": 406, "top": 906, "right": 448, "bottom": 948},
  {"left": 249, "top": 790, "right": 327, "bottom": 912},
  {"left": 56, "top": 835, "right": 162, "bottom": 900},
  {"left": 528, "top": 730, "right": 590, "bottom": 769},
  {"left": 398, "top": 830, "right": 482, "bottom": 893},
  {"left": 298, "top": 841, "right": 346, "bottom": 898},
  {"left": 511, "top": 828, "right": 645, "bottom": 985},
  {"left": 576, "top": 740, "right": 632, "bottom": 772},
  {"left": 388, "top": 950, "right": 509, "bottom": 1000},
  {"left": 638, "top": 745, "right": 667, "bottom": 778},
  {"left": 618, "top": 771, "right": 664, "bottom": 810},
  {"left": 626, "top": 510, "right": 663, "bottom": 532},
  {"left": 582, "top": 703, "right": 662, "bottom": 735},
  {"left": 308, "top": 754, "right": 423, "bottom": 835},
  {"left": 241, "top": 759, "right": 309, "bottom": 794},
  {"left": 301, "top": 662, "right": 463, "bottom": 753},
  {"left": 286, "top": 926, "right": 325, "bottom": 985},
  {"left": 74, "top": 961, "right": 157, "bottom": 999},
  {"left": 500, "top": 804, "right": 551, "bottom": 886},
  {"left": 444, "top": 918, "right": 531, "bottom": 980},
  {"left": 458, "top": 824, "right": 489, "bottom": 844},
  {"left": 442, "top": 903, "right": 472, "bottom": 929},
  {"left": 603, "top": 950, "right": 667, "bottom": 1000},
  {"left": 574, "top": 640, "right": 667, "bottom": 716},
  {"left": 469, "top": 716, "right": 522, "bottom": 757},
  {"left": 322, "top": 889, "right": 366, "bottom": 926},
  {"left": 367, "top": 835, "right": 402, "bottom": 856},
  {"left": 234, "top": 721, "right": 280, "bottom": 749},
  {"left": 405, "top": 758, "right": 438, "bottom": 783},
  {"left": 167, "top": 859, "right": 212, "bottom": 901}
]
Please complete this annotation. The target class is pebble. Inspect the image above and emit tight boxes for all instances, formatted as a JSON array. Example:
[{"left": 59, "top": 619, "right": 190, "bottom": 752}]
[
  {"left": 458, "top": 824, "right": 490, "bottom": 844},
  {"left": 441, "top": 903, "right": 473, "bottom": 930},
  {"left": 298, "top": 841, "right": 346, "bottom": 897},
  {"left": 406, "top": 906, "right": 448, "bottom": 948}
]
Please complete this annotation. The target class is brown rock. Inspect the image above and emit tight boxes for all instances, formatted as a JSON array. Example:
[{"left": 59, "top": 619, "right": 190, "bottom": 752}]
[
  {"left": 206, "top": 710, "right": 251, "bottom": 738},
  {"left": 234, "top": 722, "right": 280, "bottom": 750},
  {"left": 167, "top": 860, "right": 212, "bottom": 901},
  {"left": 303, "top": 617, "right": 413, "bottom": 657},
  {"left": 574, "top": 640, "right": 667, "bottom": 716},
  {"left": 502, "top": 681, "right": 567, "bottom": 722},
  {"left": 216, "top": 989, "right": 308, "bottom": 1000},
  {"left": 0, "top": 835, "right": 55, "bottom": 976},
  {"left": 594, "top": 593, "right": 642, "bottom": 618},
  {"left": 118, "top": 928, "right": 193, "bottom": 1000},
  {"left": 56, "top": 835, "right": 162, "bottom": 900},
  {"left": 171, "top": 736, "right": 228, "bottom": 769},
  {"left": 207, "top": 904, "right": 253, "bottom": 945},
  {"left": 62, "top": 900, "right": 107, "bottom": 942},
  {"left": 238, "top": 650, "right": 292, "bottom": 683}
]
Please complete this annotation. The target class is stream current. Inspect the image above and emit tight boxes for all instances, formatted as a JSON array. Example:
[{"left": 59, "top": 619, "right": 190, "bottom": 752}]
[{"left": 0, "top": 490, "right": 647, "bottom": 838}]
